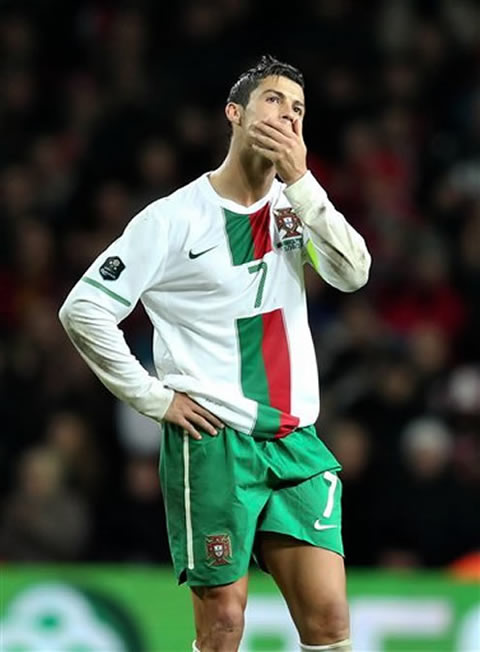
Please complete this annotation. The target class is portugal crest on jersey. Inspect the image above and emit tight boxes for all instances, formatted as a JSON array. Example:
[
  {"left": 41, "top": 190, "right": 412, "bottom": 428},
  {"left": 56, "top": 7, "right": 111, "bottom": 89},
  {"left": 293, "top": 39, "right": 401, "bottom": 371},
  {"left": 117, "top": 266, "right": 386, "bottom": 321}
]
[
  {"left": 274, "top": 208, "right": 303, "bottom": 251},
  {"left": 205, "top": 534, "right": 232, "bottom": 566}
]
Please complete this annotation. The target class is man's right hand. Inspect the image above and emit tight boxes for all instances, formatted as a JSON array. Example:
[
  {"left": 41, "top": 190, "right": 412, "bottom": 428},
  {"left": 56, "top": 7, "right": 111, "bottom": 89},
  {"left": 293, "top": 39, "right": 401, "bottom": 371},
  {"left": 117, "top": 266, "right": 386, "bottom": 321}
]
[{"left": 163, "top": 392, "right": 225, "bottom": 440}]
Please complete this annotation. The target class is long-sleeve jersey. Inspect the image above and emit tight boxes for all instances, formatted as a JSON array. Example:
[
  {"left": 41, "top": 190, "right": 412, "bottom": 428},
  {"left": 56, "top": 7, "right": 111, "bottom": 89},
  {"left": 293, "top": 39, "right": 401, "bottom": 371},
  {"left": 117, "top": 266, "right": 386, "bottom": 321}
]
[{"left": 59, "top": 171, "right": 371, "bottom": 439}]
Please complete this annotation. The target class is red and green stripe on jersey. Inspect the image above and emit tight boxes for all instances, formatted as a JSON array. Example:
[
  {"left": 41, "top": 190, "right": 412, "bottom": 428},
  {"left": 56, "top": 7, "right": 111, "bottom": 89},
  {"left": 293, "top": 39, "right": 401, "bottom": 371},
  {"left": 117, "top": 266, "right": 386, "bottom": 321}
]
[
  {"left": 224, "top": 204, "right": 300, "bottom": 439},
  {"left": 236, "top": 309, "right": 300, "bottom": 438},
  {"left": 224, "top": 204, "right": 273, "bottom": 264}
]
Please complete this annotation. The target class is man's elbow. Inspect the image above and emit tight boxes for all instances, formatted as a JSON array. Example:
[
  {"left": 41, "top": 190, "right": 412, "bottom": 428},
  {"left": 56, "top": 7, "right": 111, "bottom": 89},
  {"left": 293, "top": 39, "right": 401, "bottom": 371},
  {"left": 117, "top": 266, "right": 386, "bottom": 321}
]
[
  {"left": 59, "top": 295, "right": 118, "bottom": 337},
  {"left": 58, "top": 296, "right": 83, "bottom": 334},
  {"left": 58, "top": 300, "right": 71, "bottom": 331},
  {"left": 341, "top": 252, "right": 371, "bottom": 292}
]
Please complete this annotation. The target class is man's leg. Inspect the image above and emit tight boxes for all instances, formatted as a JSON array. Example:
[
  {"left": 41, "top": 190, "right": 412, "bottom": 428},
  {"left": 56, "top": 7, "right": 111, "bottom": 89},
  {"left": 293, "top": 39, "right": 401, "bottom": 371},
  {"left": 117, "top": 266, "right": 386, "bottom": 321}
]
[
  {"left": 190, "top": 575, "right": 249, "bottom": 652},
  {"left": 160, "top": 424, "right": 269, "bottom": 649},
  {"left": 259, "top": 533, "right": 351, "bottom": 650}
]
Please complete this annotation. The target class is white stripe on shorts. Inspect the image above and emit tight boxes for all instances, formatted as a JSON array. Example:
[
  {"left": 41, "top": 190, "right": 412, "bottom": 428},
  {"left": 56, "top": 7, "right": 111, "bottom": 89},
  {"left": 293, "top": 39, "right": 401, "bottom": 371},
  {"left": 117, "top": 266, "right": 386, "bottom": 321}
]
[{"left": 183, "top": 432, "right": 194, "bottom": 569}]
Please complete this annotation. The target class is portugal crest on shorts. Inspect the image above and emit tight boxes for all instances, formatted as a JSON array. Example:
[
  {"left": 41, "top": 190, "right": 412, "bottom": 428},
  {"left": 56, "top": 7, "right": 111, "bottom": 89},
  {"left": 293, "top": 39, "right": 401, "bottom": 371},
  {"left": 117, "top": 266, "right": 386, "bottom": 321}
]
[
  {"left": 205, "top": 534, "right": 232, "bottom": 566},
  {"left": 274, "top": 207, "right": 303, "bottom": 251}
]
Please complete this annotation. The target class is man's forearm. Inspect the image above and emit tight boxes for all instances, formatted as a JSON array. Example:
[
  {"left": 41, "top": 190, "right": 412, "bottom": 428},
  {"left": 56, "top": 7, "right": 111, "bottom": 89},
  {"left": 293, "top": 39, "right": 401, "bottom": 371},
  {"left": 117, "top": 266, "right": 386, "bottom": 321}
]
[
  {"left": 285, "top": 171, "right": 371, "bottom": 292},
  {"left": 59, "top": 296, "right": 174, "bottom": 421}
]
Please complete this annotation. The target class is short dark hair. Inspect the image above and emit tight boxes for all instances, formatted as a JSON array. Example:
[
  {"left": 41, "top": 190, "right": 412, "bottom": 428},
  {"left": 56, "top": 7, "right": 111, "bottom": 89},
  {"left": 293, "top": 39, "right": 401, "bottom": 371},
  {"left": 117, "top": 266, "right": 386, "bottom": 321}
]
[{"left": 227, "top": 54, "right": 304, "bottom": 107}]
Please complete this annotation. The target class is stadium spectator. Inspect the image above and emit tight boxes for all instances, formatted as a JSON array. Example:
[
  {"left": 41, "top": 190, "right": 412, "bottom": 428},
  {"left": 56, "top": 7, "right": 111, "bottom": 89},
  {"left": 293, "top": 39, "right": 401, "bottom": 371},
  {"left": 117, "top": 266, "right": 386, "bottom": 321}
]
[
  {"left": 0, "top": 446, "right": 91, "bottom": 561},
  {"left": 379, "top": 418, "right": 478, "bottom": 568}
]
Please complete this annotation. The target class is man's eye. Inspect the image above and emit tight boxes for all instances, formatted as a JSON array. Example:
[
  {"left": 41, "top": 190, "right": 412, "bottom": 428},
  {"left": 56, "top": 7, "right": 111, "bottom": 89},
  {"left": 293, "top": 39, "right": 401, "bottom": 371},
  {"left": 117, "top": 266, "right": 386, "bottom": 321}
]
[
  {"left": 267, "top": 96, "right": 280, "bottom": 103},
  {"left": 294, "top": 107, "right": 303, "bottom": 115}
]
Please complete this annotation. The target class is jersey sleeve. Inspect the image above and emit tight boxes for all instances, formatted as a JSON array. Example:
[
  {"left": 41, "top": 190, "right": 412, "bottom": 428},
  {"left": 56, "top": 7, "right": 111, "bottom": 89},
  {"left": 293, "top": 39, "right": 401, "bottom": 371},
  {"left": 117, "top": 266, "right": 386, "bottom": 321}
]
[
  {"left": 284, "top": 171, "right": 371, "bottom": 292},
  {"left": 78, "top": 203, "right": 169, "bottom": 320},
  {"left": 58, "top": 203, "right": 175, "bottom": 422}
]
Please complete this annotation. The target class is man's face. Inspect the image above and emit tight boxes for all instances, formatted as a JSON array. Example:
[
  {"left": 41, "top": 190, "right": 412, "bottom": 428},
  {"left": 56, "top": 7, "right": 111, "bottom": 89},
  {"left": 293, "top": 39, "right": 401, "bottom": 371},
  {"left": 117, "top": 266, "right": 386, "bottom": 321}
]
[{"left": 237, "top": 75, "right": 305, "bottom": 137}]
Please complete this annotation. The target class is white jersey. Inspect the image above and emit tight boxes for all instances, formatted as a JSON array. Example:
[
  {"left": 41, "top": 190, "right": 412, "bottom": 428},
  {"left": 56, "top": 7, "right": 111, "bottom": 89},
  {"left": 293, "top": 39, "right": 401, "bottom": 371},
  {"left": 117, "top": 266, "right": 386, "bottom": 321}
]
[{"left": 59, "top": 171, "right": 371, "bottom": 439}]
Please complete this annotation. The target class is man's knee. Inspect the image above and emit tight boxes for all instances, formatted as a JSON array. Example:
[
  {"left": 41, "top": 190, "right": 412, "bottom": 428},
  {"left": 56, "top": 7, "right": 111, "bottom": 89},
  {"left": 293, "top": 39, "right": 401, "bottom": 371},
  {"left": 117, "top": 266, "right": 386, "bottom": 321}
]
[
  {"left": 197, "top": 605, "right": 244, "bottom": 650},
  {"left": 206, "top": 599, "right": 244, "bottom": 634},
  {"left": 298, "top": 598, "right": 350, "bottom": 646},
  {"left": 195, "top": 585, "right": 245, "bottom": 650}
]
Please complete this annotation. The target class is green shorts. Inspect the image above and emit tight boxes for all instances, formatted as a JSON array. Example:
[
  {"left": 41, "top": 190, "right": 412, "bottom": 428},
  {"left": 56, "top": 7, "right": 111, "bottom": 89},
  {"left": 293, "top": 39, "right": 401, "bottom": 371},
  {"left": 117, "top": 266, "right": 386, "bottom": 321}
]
[{"left": 159, "top": 423, "right": 343, "bottom": 587}]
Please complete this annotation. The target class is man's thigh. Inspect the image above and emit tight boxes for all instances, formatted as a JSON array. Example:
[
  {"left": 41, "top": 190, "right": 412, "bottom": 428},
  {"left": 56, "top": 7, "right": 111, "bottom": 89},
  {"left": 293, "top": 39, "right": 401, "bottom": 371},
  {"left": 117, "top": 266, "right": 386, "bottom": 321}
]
[
  {"left": 257, "top": 469, "right": 344, "bottom": 557},
  {"left": 258, "top": 534, "right": 349, "bottom": 643},
  {"left": 160, "top": 424, "right": 270, "bottom": 586},
  {"left": 255, "top": 466, "right": 348, "bottom": 643}
]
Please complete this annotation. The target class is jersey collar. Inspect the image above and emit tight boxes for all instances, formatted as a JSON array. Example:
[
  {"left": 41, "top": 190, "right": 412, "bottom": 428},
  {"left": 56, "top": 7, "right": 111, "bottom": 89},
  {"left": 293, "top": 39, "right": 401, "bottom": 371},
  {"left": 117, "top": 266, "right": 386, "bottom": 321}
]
[{"left": 199, "top": 172, "right": 279, "bottom": 214}]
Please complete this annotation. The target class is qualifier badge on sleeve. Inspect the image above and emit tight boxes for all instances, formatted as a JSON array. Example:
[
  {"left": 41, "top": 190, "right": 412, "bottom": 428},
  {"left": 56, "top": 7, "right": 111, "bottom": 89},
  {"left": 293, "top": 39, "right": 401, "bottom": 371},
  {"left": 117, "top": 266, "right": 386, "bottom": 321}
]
[{"left": 99, "top": 256, "right": 126, "bottom": 281}]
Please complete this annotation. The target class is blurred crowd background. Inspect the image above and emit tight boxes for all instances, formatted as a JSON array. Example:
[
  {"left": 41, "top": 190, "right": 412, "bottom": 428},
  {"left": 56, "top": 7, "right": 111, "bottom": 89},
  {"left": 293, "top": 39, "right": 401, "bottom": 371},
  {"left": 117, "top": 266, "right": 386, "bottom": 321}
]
[{"left": 1, "top": 0, "right": 479, "bottom": 571}]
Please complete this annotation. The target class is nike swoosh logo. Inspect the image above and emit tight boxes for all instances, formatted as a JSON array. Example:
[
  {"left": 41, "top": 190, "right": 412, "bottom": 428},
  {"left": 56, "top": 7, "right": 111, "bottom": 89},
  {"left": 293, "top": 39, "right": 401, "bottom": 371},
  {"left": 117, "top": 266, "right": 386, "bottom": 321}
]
[
  {"left": 188, "top": 246, "right": 217, "bottom": 259},
  {"left": 314, "top": 520, "right": 337, "bottom": 531}
]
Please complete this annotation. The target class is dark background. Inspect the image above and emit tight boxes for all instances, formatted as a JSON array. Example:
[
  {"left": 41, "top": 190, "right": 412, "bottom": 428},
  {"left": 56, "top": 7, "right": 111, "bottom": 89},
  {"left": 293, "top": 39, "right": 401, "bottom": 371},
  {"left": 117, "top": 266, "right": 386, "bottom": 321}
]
[{"left": 1, "top": 0, "right": 479, "bottom": 570}]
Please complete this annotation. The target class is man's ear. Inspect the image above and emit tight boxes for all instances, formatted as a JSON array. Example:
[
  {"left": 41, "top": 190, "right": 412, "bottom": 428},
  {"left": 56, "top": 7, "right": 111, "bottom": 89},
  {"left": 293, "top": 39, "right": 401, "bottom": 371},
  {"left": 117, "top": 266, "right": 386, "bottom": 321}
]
[{"left": 225, "top": 102, "right": 242, "bottom": 126}]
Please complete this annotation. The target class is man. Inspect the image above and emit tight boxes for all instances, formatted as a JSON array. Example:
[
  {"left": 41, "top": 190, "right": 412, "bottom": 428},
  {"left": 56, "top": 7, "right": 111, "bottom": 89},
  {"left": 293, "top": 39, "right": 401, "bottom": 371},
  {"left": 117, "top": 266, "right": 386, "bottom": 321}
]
[{"left": 59, "top": 55, "right": 371, "bottom": 651}]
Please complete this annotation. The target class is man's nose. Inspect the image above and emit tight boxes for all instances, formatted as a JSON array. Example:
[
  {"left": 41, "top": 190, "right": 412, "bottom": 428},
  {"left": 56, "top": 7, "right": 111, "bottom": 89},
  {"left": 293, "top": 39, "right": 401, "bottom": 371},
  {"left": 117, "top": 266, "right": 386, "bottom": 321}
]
[{"left": 281, "top": 110, "right": 295, "bottom": 124}]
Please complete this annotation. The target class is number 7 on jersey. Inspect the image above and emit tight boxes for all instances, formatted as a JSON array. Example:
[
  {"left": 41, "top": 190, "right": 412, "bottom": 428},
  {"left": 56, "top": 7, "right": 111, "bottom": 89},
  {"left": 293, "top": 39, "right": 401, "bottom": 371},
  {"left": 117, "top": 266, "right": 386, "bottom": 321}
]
[{"left": 248, "top": 261, "right": 268, "bottom": 308}]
